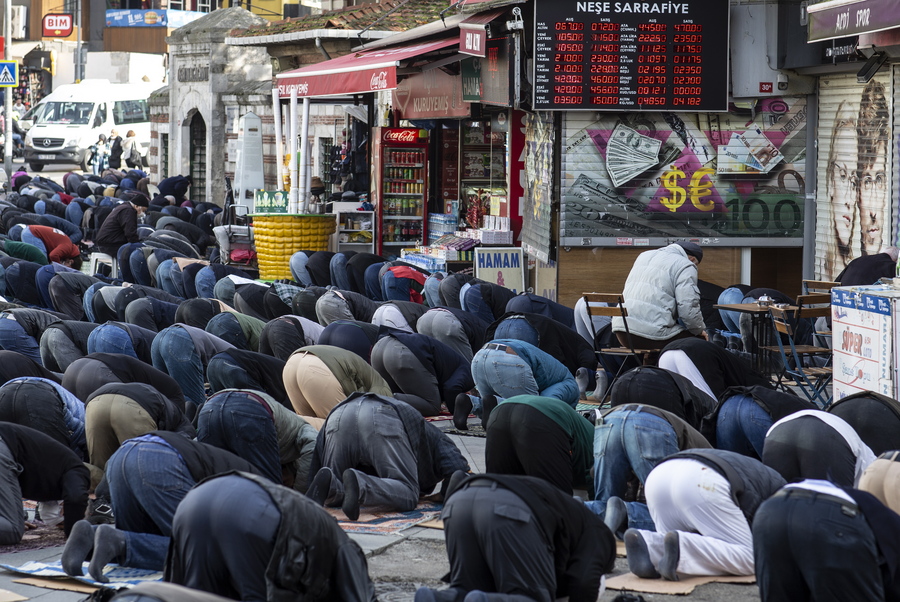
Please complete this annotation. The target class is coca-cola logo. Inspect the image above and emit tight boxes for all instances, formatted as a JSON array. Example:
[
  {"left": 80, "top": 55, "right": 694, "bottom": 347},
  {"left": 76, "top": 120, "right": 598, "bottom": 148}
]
[
  {"left": 370, "top": 71, "right": 388, "bottom": 90},
  {"left": 383, "top": 129, "right": 418, "bottom": 143}
]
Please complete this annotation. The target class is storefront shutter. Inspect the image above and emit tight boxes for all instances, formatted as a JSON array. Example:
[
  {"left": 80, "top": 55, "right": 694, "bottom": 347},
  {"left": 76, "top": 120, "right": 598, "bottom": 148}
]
[{"left": 815, "top": 71, "right": 893, "bottom": 281}]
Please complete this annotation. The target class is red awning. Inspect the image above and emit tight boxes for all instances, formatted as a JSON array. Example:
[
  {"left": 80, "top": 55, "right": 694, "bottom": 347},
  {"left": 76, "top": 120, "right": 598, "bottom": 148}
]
[{"left": 276, "top": 37, "right": 458, "bottom": 98}]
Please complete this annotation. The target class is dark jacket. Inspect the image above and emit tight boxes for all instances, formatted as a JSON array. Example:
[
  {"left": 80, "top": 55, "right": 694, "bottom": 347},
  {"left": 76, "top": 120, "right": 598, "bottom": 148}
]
[
  {"left": 468, "top": 282, "right": 517, "bottom": 320},
  {"left": 8, "top": 308, "right": 63, "bottom": 337},
  {"left": 149, "top": 430, "right": 260, "bottom": 482},
  {"left": 505, "top": 293, "right": 576, "bottom": 329},
  {"left": 487, "top": 311, "right": 598, "bottom": 376},
  {"left": 305, "top": 251, "right": 336, "bottom": 287},
  {"left": 77, "top": 353, "right": 186, "bottom": 411},
  {"left": 611, "top": 366, "right": 716, "bottom": 431},
  {"left": 376, "top": 328, "right": 475, "bottom": 404},
  {"left": 309, "top": 392, "right": 468, "bottom": 494},
  {"left": 165, "top": 471, "right": 376, "bottom": 602},
  {"left": 666, "top": 449, "right": 786, "bottom": 525},
  {"left": 449, "top": 473, "right": 616, "bottom": 602},
  {"left": 423, "top": 307, "right": 490, "bottom": 353},
  {"left": 0, "top": 421, "right": 90, "bottom": 536},
  {"left": 381, "top": 300, "right": 429, "bottom": 331},
  {"left": 837, "top": 253, "right": 897, "bottom": 286},
  {"left": 94, "top": 202, "right": 139, "bottom": 248},
  {"left": 661, "top": 338, "right": 772, "bottom": 399}
]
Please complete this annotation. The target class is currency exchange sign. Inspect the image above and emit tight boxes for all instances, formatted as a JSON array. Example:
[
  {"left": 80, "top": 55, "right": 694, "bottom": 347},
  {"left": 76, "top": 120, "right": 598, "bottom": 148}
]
[{"left": 533, "top": 0, "right": 730, "bottom": 111}]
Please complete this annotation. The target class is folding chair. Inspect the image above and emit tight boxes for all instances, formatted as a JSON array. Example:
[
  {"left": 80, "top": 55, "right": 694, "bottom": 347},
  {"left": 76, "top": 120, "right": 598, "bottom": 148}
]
[
  {"left": 768, "top": 305, "right": 833, "bottom": 407},
  {"left": 797, "top": 293, "right": 833, "bottom": 349},
  {"left": 582, "top": 293, "right": 655, "bottom": 391},
  {"left": 802, "top": 280, "right": 840, "bottom": 295}
]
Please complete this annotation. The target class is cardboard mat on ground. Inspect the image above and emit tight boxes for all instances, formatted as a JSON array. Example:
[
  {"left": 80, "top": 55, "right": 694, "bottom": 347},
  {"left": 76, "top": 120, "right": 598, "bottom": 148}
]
[{"left": 606, "top": 572, "right": 756, "bottom": 595}]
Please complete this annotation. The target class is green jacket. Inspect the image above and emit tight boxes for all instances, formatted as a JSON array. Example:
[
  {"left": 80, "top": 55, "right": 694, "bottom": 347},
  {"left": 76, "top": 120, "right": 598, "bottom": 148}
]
[{"left": 295, "top": 345, "right": 392, "bottom": 397}]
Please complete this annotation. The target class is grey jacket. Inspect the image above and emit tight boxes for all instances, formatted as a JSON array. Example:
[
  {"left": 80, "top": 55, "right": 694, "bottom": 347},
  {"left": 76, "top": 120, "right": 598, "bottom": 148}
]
[{"left": 612, "top": 243, "right": 705, "bottom": 339}]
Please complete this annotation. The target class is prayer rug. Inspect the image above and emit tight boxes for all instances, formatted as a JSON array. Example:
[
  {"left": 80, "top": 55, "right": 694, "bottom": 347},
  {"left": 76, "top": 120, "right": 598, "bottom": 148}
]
[
  {"left": 326, "top": 501, "right": 442, "bottom": 535},
  {"left": 0, "top": 560, "right": 161, "bottom": 589}
]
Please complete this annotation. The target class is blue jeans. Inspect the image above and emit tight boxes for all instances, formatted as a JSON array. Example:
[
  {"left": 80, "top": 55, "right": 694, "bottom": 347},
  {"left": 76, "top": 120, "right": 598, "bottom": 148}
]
[
  {"left": 423, "top": 273, "right": 444, "bottom": 308},
  {"left": 197, "top": 391, "right": 281, "bottom": 484},
  {"left": 471, "top": 349, "right": 539, "bottom": 413},
  {"left": 88, "top": 323, "right": 139, "bottom": 359},
  {"left": 205, "top": 314, "right": 248, "bottom": 350},
  {"left": 194, "top": 267, "right": 218, "bottom": 299},
  {"left": 364, "top": 263, "right": 385, "bottom": 301},
  {"left": 717, "top": 287, "right": 745, "bottom": 334},
  {"left": 82, "top": 283, "right": 109, "bottom": 323},
  {"left": 150, "top": 327, "right": 206, "bottom": 409},
  {"left": 382, "top": 272, "right": 411, "bottom": 302},
  {"left": 493, "top": 317, "right": 540, "bottom": 347},
  {"left": 156, "top": 260, "right": 180, "bottom": 297},
  {"left": 0, "top": 318, "right": 42, "bottom": 365},
  {"left": 289, "top": 252, "right": 312, "bottom": 287},
  {"left": 583, "top": 409, "right": 678, "bottom": 532},
  {"left": 715, "top": 394, "right": 773, "bottom": 458},
  {"left": 463, "top": 287, "right": 496, "bottom": 325},
  {"left": 105, "top": 437, "right": 196, "bottom": 570},
  {"left": 117, "top": 243, "right": 144, "bottom": 284},
  {"left": 329, "top": 253, "right": 352, "bottom": 292},
  {"left": 20, "top": 229, "right": 47, "bottom": 255},
  {"left": 458, "top": 282, "right": 472, "bottom": 311},
  {"left": 129, "top": 248, "right": 152, "bottom": 287}
]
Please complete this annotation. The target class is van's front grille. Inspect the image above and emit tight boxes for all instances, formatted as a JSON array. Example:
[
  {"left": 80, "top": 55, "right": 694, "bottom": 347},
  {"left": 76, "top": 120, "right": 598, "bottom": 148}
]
[{"left": 33, "top": 138, "right": 65, "bottom": 148}]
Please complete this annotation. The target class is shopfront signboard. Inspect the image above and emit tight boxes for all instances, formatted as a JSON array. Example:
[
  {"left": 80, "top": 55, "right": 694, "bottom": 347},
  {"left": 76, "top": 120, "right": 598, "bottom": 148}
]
[
  {"left": 474, "top": 247, "right": 525, "bottom": 294},
  {"left": 808, "top": 0, "right": 900, "bottom": 42},
  {"left": 461, "top": 37, "right": 513, "bottom": 106},
  {"left": 533, "top": 0, "right": 730, "bottom": 111},
  {"left": 393, "top": 69, "right": 470, "bottom": 119}
]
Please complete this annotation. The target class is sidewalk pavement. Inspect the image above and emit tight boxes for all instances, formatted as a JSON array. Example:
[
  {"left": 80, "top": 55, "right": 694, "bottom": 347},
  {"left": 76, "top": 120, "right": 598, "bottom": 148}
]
[{"left": 0, "top": 428, "right": 761, "bottom": 601}]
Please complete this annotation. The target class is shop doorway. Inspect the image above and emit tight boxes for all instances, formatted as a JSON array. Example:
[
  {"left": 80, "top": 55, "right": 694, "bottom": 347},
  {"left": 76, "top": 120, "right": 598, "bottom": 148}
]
[{"left": 189, "top": 112, "right": 206, "bottom": 204}]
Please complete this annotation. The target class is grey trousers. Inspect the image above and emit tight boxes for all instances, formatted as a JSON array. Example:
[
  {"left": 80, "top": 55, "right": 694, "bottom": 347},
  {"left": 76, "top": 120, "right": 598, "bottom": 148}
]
[
  {"left": 0, "top": 437, "right": 24, "bottom": 545},
  {"left": 370, "top": 337, "right": 443, "bottom": 416},
  {"left": 40, "top": 328, "right": 86, "bottom": 373},
  {"left": 315, "top": 292, "right": 355, "bottom": 326},
  {"left": 316, "top": 399, "right": 419, "bottom": 512},
  {"left": 417, "top": 309, "right": 474, "bottom": 362}
]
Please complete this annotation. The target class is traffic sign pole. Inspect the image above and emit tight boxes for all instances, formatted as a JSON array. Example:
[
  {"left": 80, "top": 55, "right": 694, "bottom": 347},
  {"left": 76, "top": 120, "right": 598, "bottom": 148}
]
[{"left": 4, "top": 0, "right": 12, "bottom": 184}]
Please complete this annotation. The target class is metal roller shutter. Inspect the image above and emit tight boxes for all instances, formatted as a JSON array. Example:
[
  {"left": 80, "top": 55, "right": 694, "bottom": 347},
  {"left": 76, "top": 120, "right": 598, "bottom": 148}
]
[{"left": 815, "top": 71, "right": 893, "bottom": 281}]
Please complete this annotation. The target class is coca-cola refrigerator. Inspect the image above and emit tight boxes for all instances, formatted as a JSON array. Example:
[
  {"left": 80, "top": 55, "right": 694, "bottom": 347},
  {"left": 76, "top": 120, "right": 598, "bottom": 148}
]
[{"left": 371, "top": 127, "right": 429, "bottom": 258}]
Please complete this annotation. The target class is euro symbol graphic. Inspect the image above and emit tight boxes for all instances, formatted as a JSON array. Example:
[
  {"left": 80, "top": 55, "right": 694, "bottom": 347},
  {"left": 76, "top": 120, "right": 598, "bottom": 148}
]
[
  {"left": 660, "top": 167, "right": 686, "bottom": 212},
  {"left": 689, "top": 168, "right": 716, "bottom": 211}
]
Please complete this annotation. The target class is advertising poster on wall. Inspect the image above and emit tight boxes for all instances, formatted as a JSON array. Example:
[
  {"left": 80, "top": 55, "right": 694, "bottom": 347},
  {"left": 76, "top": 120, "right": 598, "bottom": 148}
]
[
  {"left": 560, "top": 98, "right": 808, "bottom": 247},
  {"left": 522, "top": 112, "right": 554, "bottom": 262},
  {"left": 475, "top": 247, "right": 525, "bottom": 294},
  {"left": 831, "top": 287, "right": 895, "bottom": 400},
  {"left": 816, "top": 75, "right": 891, "bottom": 281}
]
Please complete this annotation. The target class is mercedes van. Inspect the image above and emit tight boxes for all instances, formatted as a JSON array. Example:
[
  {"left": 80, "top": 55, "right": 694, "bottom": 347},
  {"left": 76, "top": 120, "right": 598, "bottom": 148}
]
[{"left": 24, "top": 80, "right": 158, "bottom": 172}]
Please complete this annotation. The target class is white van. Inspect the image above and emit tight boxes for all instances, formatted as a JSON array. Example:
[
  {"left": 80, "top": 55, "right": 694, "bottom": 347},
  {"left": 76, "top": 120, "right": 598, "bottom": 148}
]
[{"left": 24, "top": 80, "right": 158, "bottom": 172}]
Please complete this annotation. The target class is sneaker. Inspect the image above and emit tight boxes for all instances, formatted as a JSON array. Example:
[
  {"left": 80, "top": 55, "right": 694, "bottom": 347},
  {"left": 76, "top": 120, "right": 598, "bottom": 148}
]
[{"left": 85, "top": 497, "right": 115, "bottom": 525}]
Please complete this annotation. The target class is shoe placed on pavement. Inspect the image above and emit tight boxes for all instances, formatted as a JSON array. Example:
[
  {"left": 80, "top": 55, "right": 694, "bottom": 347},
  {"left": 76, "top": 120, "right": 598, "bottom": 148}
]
[
  {"left": 604, "top": 496, "right": 628, "bottom": 539},
  {"left": 342, "top": 469, "right": 361, "bottom": 521},
  {"left": 453, "top": 393, "right": 473, "bottom": 431},
  {"left": 85, "top": 497, "right": 115, "bottom": 525},
  {"left": 624, "top": 529, "right": 660, "bottom": 579},
  {"left": 481, "top": 394, "right": 498, "bottom": 428},
  {"left": 659, "top": 531, "right": 681, "bottom": 581},
  {"left": 306, "top": 467, "right": 333, "bottom": 506}
]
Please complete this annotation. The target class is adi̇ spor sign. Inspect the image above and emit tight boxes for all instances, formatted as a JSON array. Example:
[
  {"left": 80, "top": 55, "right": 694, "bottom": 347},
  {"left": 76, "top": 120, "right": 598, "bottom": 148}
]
[{"left": 0, "top": 62, "right": 18, "bottom": 87}]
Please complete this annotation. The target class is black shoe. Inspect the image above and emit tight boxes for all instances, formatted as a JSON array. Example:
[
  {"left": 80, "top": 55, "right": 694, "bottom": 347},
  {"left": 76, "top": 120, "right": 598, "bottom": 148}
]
[
  {"left": 85, "top": 497, "right": 115, "bottom": 525},
  {"left": 624, "top": 529, "right": 660, "bottom": 579},
  {"left": 604, "top": 496, "right": 628, "bottom": 539},
  {"left": 659, "top": 531, "right": 680, "bottom": 581},
  {"left": 481, "top": 394, "right": 498, "bottom": 428},
  {"left": 306, "top": 467, "right": 333, "bottom": 506},
  {"left": 453, "top": 393, "right": 472, "bottom": 430},
  {"left": 342, "top": 469, "right": 361, "bottom": 521}
]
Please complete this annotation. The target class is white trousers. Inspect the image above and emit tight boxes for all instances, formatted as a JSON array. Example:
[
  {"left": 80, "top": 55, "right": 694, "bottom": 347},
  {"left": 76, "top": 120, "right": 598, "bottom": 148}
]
[
  {"left": 371, "top": 304, "right": 414, "bottom": 333},
  {"left": 657, "top": 350, "right": 716, "bottom": 400},
  {"left": 637, "top": 458, "right": 754, "bottom": 577}
]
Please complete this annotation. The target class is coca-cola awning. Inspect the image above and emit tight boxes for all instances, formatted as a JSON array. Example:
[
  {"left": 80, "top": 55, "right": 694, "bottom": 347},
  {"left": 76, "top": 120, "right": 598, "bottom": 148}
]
[{"left": 276, "top": 37, "right": 458, "bottom": 98}]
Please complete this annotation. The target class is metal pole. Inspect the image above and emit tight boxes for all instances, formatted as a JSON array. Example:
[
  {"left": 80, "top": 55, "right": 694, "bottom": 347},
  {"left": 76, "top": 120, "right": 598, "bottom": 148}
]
[
  {"left": 288, "top": 88, "right": 298, "bottom": 213},
  {"left": 271, "top": 88, "right": 285, "bottom": 191},
  {"left": 4, "top": 0, "right": 12, "bottom": 182},
  {"left": 75, "top": 0, "right": 83, "bottom": 81},
  {"left": 298, "top": 96, "right": 310, "bottom": 213}
]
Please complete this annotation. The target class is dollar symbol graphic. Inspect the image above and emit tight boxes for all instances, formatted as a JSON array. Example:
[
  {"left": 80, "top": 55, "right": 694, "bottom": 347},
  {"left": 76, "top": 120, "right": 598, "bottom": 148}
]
[
  {"left": 690, "top": 168, "right": 716, "bottom": 211},
  {"left": 660, "top": 167, "right": 686, "bottom": 212}
]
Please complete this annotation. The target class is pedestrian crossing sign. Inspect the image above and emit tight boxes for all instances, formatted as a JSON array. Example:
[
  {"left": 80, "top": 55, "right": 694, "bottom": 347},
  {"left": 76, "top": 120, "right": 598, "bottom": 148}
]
[{"left": 0, "top": 61, "right": 18, "bottom": 87}]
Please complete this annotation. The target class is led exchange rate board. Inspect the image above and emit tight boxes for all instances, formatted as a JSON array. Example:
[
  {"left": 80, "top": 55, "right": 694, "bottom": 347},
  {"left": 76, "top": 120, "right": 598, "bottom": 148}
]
[{"left": 533, "top": 1, "right": 730, "bottom": 111}]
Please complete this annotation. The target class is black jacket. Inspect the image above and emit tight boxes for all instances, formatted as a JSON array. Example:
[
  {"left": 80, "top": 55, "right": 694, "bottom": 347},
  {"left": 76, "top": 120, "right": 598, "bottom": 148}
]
[
  {"left": 94, "top": 202, "right": 139, "bottom": 248},
  {"left": 149, "top": 430, "right": 260, "bottom": 482},
  {"left": 309, "top": 392, "right": 468, "bottom": 494},
  {"left": 837, "top": 253, "right": 897, "bottom": 286},
  {"left": 165, "top": 471, "right": 376, "bottom": 602},
  {"left": 661, "top": 338, "right": 772, "bottom": 399},
  {"left": 424, "top": 307, "right": 490, "bottom": 353},
  {"left": 448, "top": 473, "right": 615, "bottom": 602},
  {"left": 0, "top": 422, "right": 90, "bottom": 536},
  {"left": 611, "top": 366, "right": 716, "bottom": 431},
  {"left": 667, "top": 449, "right": 786, "bottom": 525}
]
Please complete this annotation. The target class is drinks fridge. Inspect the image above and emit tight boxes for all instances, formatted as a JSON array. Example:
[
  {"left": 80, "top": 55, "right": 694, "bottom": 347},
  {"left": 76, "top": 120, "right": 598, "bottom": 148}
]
[{"left": 371, "top": 127, "right": 429, "bottom": 257}]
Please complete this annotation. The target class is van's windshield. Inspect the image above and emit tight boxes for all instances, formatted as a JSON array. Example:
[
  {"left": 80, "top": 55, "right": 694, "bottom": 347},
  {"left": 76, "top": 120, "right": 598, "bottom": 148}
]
[{"left": 36, "top": 102, "right": 95, "bottom": 125}]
